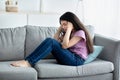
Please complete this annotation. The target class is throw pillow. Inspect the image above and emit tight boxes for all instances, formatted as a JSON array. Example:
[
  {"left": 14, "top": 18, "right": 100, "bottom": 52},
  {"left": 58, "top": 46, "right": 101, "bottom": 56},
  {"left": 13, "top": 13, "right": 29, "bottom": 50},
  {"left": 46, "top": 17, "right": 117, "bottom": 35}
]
[{"left": 84, "top": 45, "right": 104, "bottom": 64}]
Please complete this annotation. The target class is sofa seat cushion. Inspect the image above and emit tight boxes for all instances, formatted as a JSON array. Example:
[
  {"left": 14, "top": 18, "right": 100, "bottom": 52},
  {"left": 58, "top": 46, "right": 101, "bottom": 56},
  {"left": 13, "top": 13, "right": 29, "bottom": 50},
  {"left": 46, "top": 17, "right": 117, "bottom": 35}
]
[
  {"left": 35, "top": 59, "right": 79, "bottom": 78},
  {"left": 78, "top": 59, "right": 114, "bottom": 76},
  {"left": 0, "top": 61, "right": 37, "bottom": 80},
  {"left": 34, "top": 59, "right": 114, "bottom": 78}
]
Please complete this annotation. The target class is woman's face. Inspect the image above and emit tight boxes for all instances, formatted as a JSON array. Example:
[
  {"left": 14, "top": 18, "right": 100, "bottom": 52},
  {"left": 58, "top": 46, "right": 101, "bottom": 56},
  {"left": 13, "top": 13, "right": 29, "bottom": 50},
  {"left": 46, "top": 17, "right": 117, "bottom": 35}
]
[{"left": 60, "top": 20, "right": 68, "bottom": 32}]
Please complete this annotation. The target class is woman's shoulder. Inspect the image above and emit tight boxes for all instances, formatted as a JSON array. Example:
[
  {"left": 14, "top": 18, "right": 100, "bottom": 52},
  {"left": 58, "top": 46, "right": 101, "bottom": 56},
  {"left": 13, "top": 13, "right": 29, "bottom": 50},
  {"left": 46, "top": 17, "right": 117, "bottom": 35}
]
[
  {"left": 74, "top": 30, "right": 86, "bottom": 40},
  {"left": 75, "top": 30, "right": 85, "bottom": 35}
]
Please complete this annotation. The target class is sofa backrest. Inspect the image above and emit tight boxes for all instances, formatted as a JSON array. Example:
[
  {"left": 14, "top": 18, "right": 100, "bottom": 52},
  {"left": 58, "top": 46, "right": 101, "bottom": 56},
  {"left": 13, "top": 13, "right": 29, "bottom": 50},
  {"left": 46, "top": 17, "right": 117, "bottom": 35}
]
[
  {"left": 25, "top": 25, "right": 58, "bottom": 59},
  {"left": 0, "top": 27, "right": 26, "bottom": 61},
  {"left": 25, "top": 25, "right": 94, "bottom": 59}
]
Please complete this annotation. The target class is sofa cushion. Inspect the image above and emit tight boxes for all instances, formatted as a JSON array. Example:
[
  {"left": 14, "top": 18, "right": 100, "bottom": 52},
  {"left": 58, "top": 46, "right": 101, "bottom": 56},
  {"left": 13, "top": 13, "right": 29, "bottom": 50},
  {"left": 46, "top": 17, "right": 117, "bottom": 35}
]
[
  {"left": 0, "top": 27, "right": 26, "bottom": 61},
  {"left": 0, "top": 61, "right": 37, "bottom": 80},
  {"left": 34, "top": 59, "right": 78, "bottom": 78},
  {"left": 78, "top": 59, "right": 114, "bottom": 76},
  {"left": 34, "top": 59, "right": 114, "bottom": 78},
  {"left": 84, "top": 45, "right": 104, "bottom": 64},
  {"left": 25, "top": 25, "right": 57, "bottom": 58}
]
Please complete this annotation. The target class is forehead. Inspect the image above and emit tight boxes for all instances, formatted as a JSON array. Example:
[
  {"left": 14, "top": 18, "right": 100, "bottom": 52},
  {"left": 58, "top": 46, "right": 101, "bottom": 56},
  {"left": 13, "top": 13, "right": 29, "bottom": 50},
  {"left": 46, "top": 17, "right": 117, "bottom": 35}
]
[{"left": 60, "top": 20, "right": 68, "bottom": 24}]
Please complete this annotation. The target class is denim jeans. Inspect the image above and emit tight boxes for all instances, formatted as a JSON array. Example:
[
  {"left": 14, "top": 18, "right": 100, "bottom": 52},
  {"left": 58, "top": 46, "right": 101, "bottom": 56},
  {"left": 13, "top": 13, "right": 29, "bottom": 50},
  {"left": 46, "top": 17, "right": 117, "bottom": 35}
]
[{"left": 25, "top": 38, "right": 85, "bottom": 66}]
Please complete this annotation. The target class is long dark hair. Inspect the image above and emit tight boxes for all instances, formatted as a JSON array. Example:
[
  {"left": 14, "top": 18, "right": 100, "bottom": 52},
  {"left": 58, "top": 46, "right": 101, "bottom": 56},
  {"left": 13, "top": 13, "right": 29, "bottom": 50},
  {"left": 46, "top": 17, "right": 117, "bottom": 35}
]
[{"left": 59, "top": 12, "right": 93, "bottom": 54}]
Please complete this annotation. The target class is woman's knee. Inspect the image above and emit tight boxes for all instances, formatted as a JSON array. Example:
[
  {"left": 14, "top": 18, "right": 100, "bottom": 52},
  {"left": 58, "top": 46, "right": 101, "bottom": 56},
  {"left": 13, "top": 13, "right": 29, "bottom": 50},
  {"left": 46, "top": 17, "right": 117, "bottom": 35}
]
[
  {"left": 45, "top": 37, "right": 52, "bottom": 41},
  {"left": 44, "top": 38, "right": 54, "bottom": 42},
  {"left": 45, "top": 38, "right": 58, "bottom": 43}
]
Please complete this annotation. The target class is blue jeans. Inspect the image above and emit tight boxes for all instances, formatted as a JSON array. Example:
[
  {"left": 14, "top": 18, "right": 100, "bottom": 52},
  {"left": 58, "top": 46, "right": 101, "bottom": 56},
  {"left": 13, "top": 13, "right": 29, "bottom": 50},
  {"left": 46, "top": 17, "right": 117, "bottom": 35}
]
[{"left": 25, "top": 38, "right": 85, "bottom": 66}]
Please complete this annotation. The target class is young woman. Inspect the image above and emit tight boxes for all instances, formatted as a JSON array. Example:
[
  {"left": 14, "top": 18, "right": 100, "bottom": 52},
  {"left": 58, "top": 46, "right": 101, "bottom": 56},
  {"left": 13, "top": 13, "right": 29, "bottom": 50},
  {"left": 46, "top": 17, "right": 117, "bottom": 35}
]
[{"left": 11, "top": 12, "right": 93, "bottom": 67}]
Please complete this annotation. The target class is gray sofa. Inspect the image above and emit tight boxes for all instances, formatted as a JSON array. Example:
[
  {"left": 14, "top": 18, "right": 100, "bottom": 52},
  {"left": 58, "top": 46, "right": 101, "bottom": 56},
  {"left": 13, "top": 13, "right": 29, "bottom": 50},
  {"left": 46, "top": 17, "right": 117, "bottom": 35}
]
[{"left": 0, "top": 25, "right": 120, "bottom": 80}]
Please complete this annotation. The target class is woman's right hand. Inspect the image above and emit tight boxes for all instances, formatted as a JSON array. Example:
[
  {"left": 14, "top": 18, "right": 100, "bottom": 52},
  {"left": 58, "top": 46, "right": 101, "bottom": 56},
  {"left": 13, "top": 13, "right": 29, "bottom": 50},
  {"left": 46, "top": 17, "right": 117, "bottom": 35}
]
[
  {"left": 58, "top": 26, "right": 63, "bottom": 32},
  {"left": 54, "top": 26, "right": 63, "bottom": 42}
]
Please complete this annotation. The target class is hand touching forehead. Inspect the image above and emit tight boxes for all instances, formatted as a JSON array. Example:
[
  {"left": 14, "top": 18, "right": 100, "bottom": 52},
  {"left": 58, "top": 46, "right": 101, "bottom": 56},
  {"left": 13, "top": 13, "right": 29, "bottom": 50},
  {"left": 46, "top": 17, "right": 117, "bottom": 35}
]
[{"left": 60, "top": 20, "right": 73, "bottom": 31}]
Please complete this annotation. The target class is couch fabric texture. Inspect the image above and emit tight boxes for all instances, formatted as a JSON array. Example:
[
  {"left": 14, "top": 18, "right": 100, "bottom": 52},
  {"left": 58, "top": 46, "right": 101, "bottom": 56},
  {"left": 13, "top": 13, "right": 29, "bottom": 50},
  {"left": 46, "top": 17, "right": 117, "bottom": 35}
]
[
  {"left": 0, "top": 27, "right": 26, "bottom": 61},
  {"left": 0, "top": 25, "right": 119, "bottom": 80}
]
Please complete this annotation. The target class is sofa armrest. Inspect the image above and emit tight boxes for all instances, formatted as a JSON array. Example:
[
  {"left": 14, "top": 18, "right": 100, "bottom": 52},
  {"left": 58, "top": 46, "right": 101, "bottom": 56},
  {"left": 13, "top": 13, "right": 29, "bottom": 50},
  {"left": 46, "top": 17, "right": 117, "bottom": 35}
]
[{"left": 94, "top": 34, "right": 120, "bottom": 80}]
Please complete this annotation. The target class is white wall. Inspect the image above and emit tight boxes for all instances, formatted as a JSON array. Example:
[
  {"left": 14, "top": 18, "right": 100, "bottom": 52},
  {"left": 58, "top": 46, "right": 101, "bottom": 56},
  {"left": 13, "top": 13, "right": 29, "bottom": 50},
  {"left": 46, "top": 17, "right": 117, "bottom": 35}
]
[
  {"left": 17, "top": 0, "right": 40, "bottom": 12},
  {"left": 0, "top": 0, "right": 80, "bottom": 13},
  {"left": 114, "top": 0, "right": 120, "bottom": 39},
  {"left": 0, "top": 13, "right": 27, "bottom": 28},
  {"left": 0, "top": 0, "right": 5, "bottom": 10},
  {"left": 41, "top": 0, "right": 78, "bottom": 13},
  {"left": 83, "top": 0, "right": 118, "bottom": 39},
  {"left": 28, "top": 14, "right": 60, "bottom": 27}
]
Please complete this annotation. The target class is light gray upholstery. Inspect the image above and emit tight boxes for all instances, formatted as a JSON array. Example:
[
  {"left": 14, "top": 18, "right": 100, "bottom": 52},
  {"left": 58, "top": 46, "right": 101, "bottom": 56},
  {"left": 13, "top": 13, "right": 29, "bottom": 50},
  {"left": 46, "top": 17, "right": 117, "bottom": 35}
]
[
  {"left": 0, "top": 27, "right": 26, "bottom": 60},
  {"left": 0, "top": 61, "right": 37, "bottom": 80},
  {"left": 38, "top": 73, "right": 113, "bottom": 80},
  {"left": 35, "top": 59, "right": 114, "bottom": 78},
  {"left": 25, "top": 25, "right": 57, "bottom": 58},
  {"left": 94, "top": 34, "right": 120, "bottom": 80},
  {"left": 35, "top": 59, "right": 78, "bottom": 78},
  {"left": 78, "top": 59, "right": 114, "bottom": 76}
]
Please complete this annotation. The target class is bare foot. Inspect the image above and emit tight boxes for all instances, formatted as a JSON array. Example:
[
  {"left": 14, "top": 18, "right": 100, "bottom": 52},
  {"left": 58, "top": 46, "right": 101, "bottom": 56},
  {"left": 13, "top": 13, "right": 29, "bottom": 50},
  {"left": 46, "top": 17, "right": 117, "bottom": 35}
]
[{"left": 11, "top": 60, "right": 31, "bottom": 67}]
